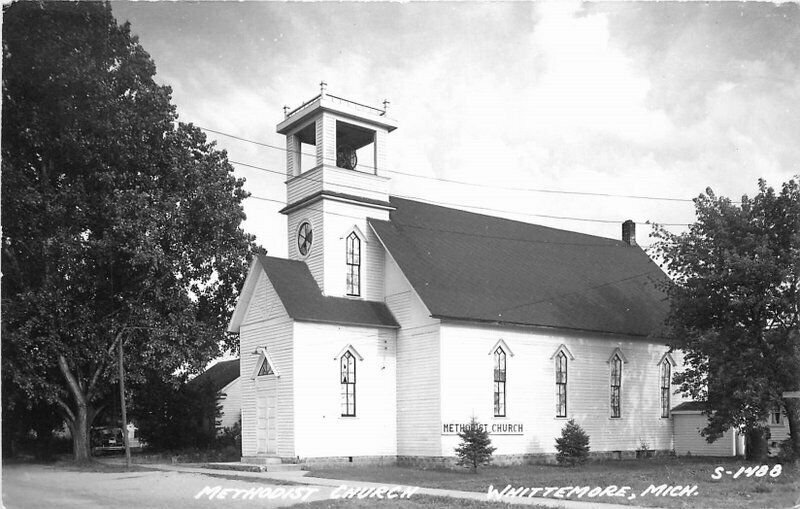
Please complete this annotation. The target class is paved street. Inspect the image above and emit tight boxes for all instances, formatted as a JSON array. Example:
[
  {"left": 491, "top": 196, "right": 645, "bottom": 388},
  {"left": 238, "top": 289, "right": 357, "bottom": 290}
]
[
  {"left": 2, "top": 462, "right": 646, "bottom": 509},
  {"left": 2, "top": 463, "right": 332, "bottom": 509}
]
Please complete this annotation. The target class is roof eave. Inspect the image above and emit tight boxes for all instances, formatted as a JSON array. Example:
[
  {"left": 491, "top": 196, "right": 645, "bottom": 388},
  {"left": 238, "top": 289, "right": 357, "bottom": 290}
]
[
  {"left": 294, "top": 316, "right": 400, "bottom": 329},
  {"left": 433, "top": 314, "right": 664, "bottom": 339},
  {"left": 227, "top": 257, "right": 265, "bottom": 333},
  {"left": 280, "top": 190, "right": 394, "bottom": 215}
]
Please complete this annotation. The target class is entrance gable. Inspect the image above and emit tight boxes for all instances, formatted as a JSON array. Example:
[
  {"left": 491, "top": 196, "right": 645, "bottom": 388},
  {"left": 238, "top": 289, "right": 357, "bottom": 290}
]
[{"left": 229, "top": 258, "right": 291, "bottom": 333}]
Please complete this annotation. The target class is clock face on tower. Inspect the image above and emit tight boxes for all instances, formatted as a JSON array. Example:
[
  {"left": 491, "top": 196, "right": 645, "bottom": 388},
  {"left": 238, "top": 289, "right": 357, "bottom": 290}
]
[{"left": 297, "top": 221, "right": 313, "bottom": 256}]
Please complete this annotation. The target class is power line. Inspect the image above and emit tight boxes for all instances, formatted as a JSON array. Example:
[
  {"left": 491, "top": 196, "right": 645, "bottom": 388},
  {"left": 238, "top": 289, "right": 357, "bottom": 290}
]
[
  {"left": 246, "top": 197, "right": 668, "bottom": 249},
  {"left": 199, "top": 125, "right": 696, "bottom": 203},
  {"left": 229, "top": 158, "right": 691, "bottom": 227}
]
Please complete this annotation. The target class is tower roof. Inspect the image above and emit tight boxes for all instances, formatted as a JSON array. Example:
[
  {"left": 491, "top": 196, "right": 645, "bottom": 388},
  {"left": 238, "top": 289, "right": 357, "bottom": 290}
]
[{"left": 276, "top": 84, "right": 397, "bottom": 135}]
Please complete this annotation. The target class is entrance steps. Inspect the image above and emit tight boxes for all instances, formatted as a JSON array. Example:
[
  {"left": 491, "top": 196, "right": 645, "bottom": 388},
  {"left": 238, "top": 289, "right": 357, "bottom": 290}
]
[
  {"left": 208, "top": 455, "right": 305, "bottom": 473},
  {"left": 204, "top": 461, "right": 305, "bottom": 473}
]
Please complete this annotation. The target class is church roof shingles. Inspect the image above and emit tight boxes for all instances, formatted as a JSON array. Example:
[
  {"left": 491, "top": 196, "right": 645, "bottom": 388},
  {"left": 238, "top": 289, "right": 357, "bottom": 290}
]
[
  {"left": 368, "top": 197, "right": 669, "bottom": 337},
  {"left": 258, "top": 254, "right": 399, "bottom": 329}
]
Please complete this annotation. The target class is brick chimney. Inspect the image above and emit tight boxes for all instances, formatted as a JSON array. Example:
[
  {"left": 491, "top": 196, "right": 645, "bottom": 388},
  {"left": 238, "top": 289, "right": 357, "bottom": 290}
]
[{"left": 622, "top": 220, "right": 636, "bottom": 246}]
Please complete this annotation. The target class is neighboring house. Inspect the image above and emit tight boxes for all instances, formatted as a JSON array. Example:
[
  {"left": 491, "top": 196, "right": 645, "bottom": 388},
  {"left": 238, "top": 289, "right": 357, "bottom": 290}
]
[
  {"left": 671, "top": 402, "right": 790, "bottom": 457},
  {"left": 671, "top": 402, "right": 744, "bottom": 456},
  {"left": 228, "top": 87, "right": 712, "bottom": 465},
  {"left": 188, "top": 358, "right": 241, "bottom": 434}
]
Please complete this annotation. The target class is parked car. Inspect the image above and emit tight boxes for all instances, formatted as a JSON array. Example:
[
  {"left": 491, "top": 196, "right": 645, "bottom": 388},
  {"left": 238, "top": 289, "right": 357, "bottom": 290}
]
[{"left": 91, "top": 426, "right": 125, "bottom": 455}]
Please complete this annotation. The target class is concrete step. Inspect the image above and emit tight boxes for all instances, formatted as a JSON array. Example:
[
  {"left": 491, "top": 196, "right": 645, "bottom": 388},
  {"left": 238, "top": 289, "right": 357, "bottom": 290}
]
[
  {"left": 263, "top": 464, "right": 305, "bottom": 472},
  {"left": 241, "top": 455, "right": 283, "bottom": 465},
  {"left": 204, "top": 462, "right": 305, "bottom": 473}
]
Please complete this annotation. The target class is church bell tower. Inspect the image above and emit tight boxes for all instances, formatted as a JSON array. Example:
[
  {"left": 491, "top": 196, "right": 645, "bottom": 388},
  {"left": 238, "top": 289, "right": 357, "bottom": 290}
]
[{"left": 276, "top": 83, "right": 397, "bottom": 299}]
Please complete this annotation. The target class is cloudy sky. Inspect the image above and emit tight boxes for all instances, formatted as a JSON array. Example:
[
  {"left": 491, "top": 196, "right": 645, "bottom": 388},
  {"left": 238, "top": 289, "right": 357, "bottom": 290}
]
[{"left": 111, "top": 1, "right": 800, "bottom": 257}]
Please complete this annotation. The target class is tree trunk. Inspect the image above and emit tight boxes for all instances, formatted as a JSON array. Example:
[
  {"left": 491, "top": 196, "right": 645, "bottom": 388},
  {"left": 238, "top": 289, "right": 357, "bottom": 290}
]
[
  {"left": 71, "top": 406, "right": 91, "bottom": 462},
  {"left": 783, "top": 397, "right": 800, "bottom": 463},
  {"left": 745, "top": 428, "right": 768, "bottom": 462},
  {"left": 58, "top": 355, "right": 92, "bottom": 462}
]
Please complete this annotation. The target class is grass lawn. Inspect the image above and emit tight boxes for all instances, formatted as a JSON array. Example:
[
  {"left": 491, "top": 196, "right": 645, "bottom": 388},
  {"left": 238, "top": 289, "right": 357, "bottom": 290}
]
[
  {"left": 310, "top": 457, "right": 799, "bottom": 509},
  {"left": 289, "top": 495, "right": 549, "bottom": 509}
]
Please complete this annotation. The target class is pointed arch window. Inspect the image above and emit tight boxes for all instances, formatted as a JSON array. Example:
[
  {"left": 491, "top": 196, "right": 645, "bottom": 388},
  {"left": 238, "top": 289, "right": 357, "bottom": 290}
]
[
  {"left": 346, "top": 232, "right": 361, "bottom": 296},
  {"left": 610, "top": 354, "right": 623, "bottom": 418},
  {"left": 659, "top": 360, "right": 671, "bottom": 418},
  {"left": 493, "top": 347, "right": 506, "bottom": 417},
  {"left": 250, "top": 346, "right": 281, "bottom": 380},
  {"left": 556, "top": 351, "right": 568, "bottom": 418},
  {"left": 340, "top": 351, "right": 356, "bottom": 416}
]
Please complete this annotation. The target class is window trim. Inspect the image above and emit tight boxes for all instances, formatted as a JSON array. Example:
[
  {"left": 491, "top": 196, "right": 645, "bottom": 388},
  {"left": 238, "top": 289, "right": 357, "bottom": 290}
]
[
  {"left": 659, "top": 360, "right": 671, "bottom": 418},
  {"left": 656, "top": 352, "right": 676, "bottom": 418},
  {"left": 556, "top": 351, "right": 568, "bottom": 418},
  {"left": 250, "top": 346, "right": 281, "bottom": 379},
  {"left": 493, "top": 346, "right": 507, "bottom": 417},
  {"left": 345, "top": 231, "right": 361, "bottom": 296},
  {"left": 610, "top": 353, "right": 623, "bottom": 418},
  {"left": 296, "top": 220, "right": 314, "bottom": 258},
  {"left": 340, "top": 350, "right": 356, "bottom": 417}
]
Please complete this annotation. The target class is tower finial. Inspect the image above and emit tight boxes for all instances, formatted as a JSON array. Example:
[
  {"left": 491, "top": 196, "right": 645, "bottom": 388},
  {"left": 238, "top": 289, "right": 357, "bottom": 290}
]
[
  {"left": 382, "top": 99, "right": 390, "bottom": 116},
  {"left": 283, "top": 105, "right": 290, "bottom": 118},
  {"left": 320, "top": 81, "right": 328, "bottom": 97}
]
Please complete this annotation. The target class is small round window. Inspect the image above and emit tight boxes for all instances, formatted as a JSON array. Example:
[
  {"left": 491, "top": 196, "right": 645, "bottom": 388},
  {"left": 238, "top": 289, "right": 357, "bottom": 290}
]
[{"left": 297, "top": 221, "right": 313, "bottom": 256}]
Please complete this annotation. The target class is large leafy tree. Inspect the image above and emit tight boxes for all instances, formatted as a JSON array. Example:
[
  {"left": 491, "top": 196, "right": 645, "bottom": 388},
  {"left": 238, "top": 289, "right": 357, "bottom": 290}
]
[
  {"left": 652, "top": 178, "right": 800, "bottom": 460},
  {"left": 2, "top": 2, "right": 255, "bottom": 461}
]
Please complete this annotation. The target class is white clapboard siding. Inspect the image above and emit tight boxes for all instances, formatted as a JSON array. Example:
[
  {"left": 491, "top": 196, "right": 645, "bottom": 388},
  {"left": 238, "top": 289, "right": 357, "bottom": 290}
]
[
  {"left": 287, "top": 165, "right": 323, "bottom": 204},
  {"left": 673, "top": 413, "right": 737, "bottom": 456},
  {"left": 769, "top": 419, "right": 790, "bottom": 443},
  {"left": 239, "top": 269, "right": 294, "bottom": 458},
  {"left": 218, "top": 378, "right": 241, "bottom": 431},
  {"left": 383, "top": 253, "right": 442, "bottom": 456},
  {"left": 293, "top": 322, "right": 397, "bottom": 458},
  {"left": 439, "top": 322, "right": 678, "bottom": 456},
  {"left": 322, "top": 164, "right": 390, "bottom": 203},
  {"left": 320, "top": 199, "right": 389, "bottom": 299},
  {"left": 364, "top": 222, "right": 385, "bottom": 301}
]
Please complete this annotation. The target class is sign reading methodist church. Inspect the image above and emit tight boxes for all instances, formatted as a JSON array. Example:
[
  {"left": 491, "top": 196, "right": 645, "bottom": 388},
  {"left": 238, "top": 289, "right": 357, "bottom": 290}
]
[{"left": 442, "top": 422, "right": 524, "bottom": 435}]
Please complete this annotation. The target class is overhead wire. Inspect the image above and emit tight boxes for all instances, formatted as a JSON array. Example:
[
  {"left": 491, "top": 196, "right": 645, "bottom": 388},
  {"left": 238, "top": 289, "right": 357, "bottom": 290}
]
[
  {"left": 228, "top": 157, "right": 691, "bottom": 228},
  {"left": 255, "top": 198, "right": 671, "bottom": 250},
  {"left": 198, "top": 125, "right": 698, "bottom": 204}
]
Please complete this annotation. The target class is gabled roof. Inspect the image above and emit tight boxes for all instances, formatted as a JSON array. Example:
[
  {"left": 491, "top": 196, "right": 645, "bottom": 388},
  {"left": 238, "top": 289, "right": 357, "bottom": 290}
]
[
  {"left": 671, "top": 401, "right": 707, "bottom": 413},
  {"left": 189, "top": 359, "right": 240, "bottom": 393},
  {"left": 260, "top": 255, "right": 398, "bottom": 328},
  {"left": 229, "top": 254, "right": 399, "bottom": 332},
  {"left": 369, "top": 197, "right": 669, "bottom": 337}
]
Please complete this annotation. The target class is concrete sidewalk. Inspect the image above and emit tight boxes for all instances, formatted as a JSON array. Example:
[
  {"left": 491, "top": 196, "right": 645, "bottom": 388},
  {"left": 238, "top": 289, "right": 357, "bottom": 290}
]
[{"left": 118, "top": 460, "right": 648, "bottom": 509}]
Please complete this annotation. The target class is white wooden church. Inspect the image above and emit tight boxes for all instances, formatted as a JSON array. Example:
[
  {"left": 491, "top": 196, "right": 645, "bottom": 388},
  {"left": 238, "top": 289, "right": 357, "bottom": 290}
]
[{"left": 228, "top": 87, "right": 774, "bottom": 465}]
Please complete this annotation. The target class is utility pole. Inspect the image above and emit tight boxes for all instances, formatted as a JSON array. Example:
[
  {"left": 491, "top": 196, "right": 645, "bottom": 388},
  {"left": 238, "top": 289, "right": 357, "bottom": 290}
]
[{"left": 119, "top": 338, "right": 132, "bottom": 468}]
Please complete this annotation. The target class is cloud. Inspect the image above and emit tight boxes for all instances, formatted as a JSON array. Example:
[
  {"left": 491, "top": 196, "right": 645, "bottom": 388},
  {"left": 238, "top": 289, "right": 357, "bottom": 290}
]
[{"left": 113, "top": 1, "right": 800, "bottom": 247}]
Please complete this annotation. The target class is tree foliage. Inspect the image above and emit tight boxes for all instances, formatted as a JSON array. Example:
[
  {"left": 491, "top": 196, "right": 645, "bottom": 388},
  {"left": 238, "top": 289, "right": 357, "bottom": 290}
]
[
  {"left": 454, "top": 417, "right": 496, "bottom": 472},
  {"left": 130, "top": 371, "right": 220, "bottom": 451},
  {"left": 1, "top": 2, "right": 255, "bottom": 461},
  {"left": 555, "top": 419, "right": 590, "bottom": 466},
  {"left": 651, "top": 177, "right": 800, "bottom": 459}
]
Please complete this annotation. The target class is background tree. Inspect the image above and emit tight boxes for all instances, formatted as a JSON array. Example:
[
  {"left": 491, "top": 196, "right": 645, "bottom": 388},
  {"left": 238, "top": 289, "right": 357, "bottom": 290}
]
[
  {"left": 651, "top": 177, "right": 800, "bottom": 461},
  {"left": 454, "top": 417, "right": 496, "bottom": 472},
  {"left": 130, "top": 370, "right": 220, "bottom": 452},
  {"left": 2, "top": 2, "right": 256, "bottom": 461}
]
